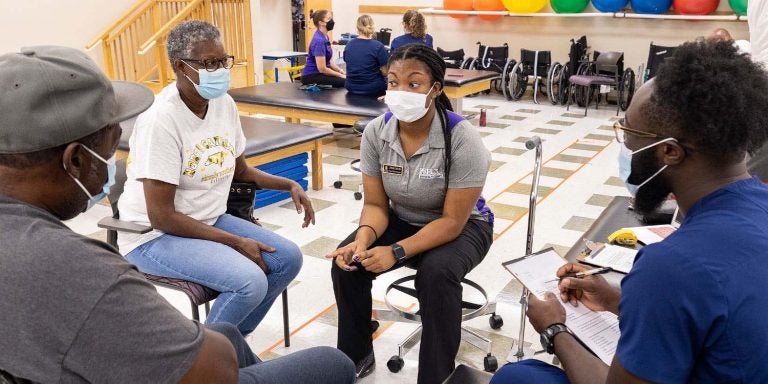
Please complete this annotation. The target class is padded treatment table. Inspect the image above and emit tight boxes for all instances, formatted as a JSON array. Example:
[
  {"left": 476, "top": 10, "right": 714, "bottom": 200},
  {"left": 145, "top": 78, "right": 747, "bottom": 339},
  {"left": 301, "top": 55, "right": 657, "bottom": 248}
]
[
  {"left": 229, "top": 68, "right": 500, "bottom": 122},
  {"left": 443, "top": 68, "right": 500, "bottom": 113},
  {"left": 229, "top": 83, "right": 389, "bottom": 125},
  {"left": 117, "top": 116, "right": 331, "bottom": 190}
]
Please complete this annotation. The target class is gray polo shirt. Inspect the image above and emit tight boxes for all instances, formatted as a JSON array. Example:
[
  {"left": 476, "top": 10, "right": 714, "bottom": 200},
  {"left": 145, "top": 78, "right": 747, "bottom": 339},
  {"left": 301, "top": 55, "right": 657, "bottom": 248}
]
[{"left": 360, "top": 112, "right": 493, "bottom": 226}]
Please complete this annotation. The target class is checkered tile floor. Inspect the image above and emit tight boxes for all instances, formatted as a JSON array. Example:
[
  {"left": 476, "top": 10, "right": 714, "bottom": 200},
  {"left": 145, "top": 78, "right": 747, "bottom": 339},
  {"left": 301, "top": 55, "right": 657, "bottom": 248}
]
[{"left": 65, "top": 93, "right": 630, "bottom": 383}]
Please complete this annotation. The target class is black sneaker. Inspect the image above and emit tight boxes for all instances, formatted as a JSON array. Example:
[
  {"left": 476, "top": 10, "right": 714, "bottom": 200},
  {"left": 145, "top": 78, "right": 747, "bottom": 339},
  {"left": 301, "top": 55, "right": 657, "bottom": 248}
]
[{"left": 355, "top": 350, "right": 376, "bottom": 379}]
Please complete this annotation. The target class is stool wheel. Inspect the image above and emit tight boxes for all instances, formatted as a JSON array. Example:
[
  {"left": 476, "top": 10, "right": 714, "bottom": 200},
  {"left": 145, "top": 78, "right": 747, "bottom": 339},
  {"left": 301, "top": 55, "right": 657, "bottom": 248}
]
[
  {"left": 484, "top": 355, "right": 498, "bottom": 372},
  {"left": 387, "top": 356, "right": 404, "bottom": 373},
  {"left": 489, "top": 314, "right": 503, "bottom": 329},
  {"left": 333, "top": 181, "right": 342, "bottom": 189},
  {"left": 354, "top": 192, "right": 363, "bottom": 200},
  {"left": 371, "top": 320, "right": 380, "bottom": 333}
]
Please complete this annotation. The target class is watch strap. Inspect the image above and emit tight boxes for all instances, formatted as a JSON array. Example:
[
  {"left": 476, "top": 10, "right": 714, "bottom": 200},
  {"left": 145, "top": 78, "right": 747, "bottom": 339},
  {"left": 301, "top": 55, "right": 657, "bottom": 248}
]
[{"left": 544, "top": 323, "right": 571, "bottom": 354}]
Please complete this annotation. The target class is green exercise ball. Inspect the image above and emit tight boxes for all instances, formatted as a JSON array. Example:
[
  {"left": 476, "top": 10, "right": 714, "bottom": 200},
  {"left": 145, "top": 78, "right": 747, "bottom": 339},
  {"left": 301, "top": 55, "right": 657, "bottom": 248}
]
[
  {"left": 728, "top": 0, "right": 747, "bottom": 15},
  {"left": 552, "top": 0, "right": 590, "bottom": 12}
]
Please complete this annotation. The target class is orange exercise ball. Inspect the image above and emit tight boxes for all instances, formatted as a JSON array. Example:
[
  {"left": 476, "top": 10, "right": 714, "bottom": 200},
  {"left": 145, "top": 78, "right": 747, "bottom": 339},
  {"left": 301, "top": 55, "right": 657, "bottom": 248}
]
[
  {"left": 501, "top": 0, "right": 548, "bottom": 13},
  {"left": 474, "top": 0, "right": 506, "bottom": 20},
  {"left": 444, "top": 0, "right": 474, "bottom": 18}
]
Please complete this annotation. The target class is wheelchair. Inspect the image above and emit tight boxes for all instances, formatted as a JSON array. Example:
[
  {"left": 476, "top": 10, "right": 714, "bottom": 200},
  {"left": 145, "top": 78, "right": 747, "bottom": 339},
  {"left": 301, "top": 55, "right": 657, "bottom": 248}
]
[
  {"left": 437, "top": 47, "right": 472, "bottom": 69},
  {"left": 465, "top": 42, "right": 516, "bottom": 95},
  {"left": 506, "top": 49, "right": 560, "bottom": 104},
  {"left": 568, "top": 50, "right": 636, "bottom": 114},
  {"left": 554, "top": 35, "right": 589, "bottom": 105},
  {"left": 643, "top": 42, "right": 678, "bottom": 83}
]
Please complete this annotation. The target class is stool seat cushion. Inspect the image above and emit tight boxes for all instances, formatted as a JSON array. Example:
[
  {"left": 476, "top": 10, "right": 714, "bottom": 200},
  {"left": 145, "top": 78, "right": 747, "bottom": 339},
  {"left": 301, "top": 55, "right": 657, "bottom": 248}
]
[
  {"left": 142, "top": 273, "right": 219, "bottom": 306},
  {"left": 568, "top": 75, "right": 616, "bottom": 86}
]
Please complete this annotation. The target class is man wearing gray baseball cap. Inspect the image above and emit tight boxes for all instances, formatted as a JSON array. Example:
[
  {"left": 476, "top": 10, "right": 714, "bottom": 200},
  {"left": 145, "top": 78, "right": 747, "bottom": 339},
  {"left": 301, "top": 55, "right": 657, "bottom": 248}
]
[{"left": 0, "top": 46, "right": 354, "bottom": 383}]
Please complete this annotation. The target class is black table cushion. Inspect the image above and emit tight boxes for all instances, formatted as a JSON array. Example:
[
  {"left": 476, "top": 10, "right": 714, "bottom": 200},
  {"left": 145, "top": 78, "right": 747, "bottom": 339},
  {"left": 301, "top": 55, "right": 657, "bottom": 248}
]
[
  {"left": 229, "top": 83, "right": 389, "bottom": 118},
  {"left": 119, "top": 115, "right": 331, "bottom": 157}
]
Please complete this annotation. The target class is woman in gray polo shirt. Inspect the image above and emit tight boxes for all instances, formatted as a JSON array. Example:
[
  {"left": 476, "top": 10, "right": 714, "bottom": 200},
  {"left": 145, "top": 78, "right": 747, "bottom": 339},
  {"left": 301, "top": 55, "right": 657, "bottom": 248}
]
[{"left": 327, "top": 44, "right": 494, "bottom": 383}]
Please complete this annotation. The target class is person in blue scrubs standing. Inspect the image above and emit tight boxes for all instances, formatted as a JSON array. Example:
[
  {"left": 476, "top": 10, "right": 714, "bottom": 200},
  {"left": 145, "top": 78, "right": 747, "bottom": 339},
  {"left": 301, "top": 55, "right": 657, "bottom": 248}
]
[
  {"left": 343, "top": 15, "right": 388, "bottom": 96},
  {"left": 301, "top": 9, "right": 345, "bottom": 87},
  {"left": 390, "top": 10, "right": 433, "bottom": 53}
]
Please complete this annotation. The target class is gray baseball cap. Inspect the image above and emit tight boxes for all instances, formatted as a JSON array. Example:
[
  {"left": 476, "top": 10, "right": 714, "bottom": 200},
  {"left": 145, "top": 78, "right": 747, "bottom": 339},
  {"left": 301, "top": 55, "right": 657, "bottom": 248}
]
[{"left": 0, "top": 45, "right": 154, "bottom": 154}]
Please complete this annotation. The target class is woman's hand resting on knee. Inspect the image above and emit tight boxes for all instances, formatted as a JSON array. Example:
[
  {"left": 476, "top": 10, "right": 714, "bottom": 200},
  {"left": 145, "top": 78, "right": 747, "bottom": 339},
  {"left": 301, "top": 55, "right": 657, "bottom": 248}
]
[
  {"left": 326, "top": 241, "right": 367, "bottom": 272},
  {"left": 232, "top": 237, "right": 275, "bottom": 273}
]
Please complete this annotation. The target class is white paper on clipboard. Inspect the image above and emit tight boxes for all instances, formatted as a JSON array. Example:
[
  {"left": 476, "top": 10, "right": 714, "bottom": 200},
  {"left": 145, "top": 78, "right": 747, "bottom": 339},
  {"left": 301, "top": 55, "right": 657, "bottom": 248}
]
[{"left": 502, "top": 248, "right": 620, "bottom": 365}]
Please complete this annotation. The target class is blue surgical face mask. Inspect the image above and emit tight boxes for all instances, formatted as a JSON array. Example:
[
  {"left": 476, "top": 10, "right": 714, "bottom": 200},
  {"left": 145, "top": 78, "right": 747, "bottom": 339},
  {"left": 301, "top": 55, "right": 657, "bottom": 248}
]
[
  {"left": 618, "top": 137, "right": 677, "bottom": 196},
  {"left": 184, "top": 61, "right": 231, "bottom": 100},
  {"left": 65, "top": 144, "right": 116, "bottom": 211}
]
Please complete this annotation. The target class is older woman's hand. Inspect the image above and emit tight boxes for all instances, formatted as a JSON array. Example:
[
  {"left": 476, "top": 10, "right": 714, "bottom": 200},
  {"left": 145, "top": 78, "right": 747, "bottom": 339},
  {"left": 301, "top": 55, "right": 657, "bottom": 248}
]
[
  {"left": 290, "top": 183, "right": 315, "bottom": 228},
  {"left": 232, "top": 237, "right": 274, "bottom": 273}
]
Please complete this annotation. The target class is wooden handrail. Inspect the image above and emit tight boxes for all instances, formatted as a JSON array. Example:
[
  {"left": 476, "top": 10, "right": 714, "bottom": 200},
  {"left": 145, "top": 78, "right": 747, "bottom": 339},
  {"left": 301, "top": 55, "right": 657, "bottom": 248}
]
[
  {"left": 138, "top": 0, "right": 204, "bottom": 55},
  {"left": 85, "top": 0, "right": 151, "bottom": 49}
]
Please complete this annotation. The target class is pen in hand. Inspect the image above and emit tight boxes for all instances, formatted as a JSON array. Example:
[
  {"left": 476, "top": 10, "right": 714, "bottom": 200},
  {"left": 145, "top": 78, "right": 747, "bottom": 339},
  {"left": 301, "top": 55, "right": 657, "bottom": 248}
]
[{"left": 544, "top": 267, "right": 613, "bottom": 283}]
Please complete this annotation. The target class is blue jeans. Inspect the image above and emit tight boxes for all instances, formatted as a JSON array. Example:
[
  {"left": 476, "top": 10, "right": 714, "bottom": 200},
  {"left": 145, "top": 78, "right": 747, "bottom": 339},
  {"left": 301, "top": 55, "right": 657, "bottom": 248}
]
[
  {"left": 125, "top": 214, "right": 303, "bottom": 335},
  {"left": 207, "top": 322, "right": 355, "bottom": 384},
  {"left": 490, "top": 360, "right": 569, "bottom": 384}
]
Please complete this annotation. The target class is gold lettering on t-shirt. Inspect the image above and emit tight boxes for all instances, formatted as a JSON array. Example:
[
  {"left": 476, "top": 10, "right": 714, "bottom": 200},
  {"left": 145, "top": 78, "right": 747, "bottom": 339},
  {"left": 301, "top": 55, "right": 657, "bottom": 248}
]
[{"left": 183, "top": 135, "right": 239, "bottom": 179}]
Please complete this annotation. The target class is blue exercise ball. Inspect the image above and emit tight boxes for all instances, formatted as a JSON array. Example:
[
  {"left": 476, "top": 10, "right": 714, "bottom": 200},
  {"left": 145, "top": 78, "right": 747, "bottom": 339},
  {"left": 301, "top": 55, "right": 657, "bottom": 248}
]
[
  {"left": 592, "top": 0, "right": 629, "bottom": 12},
  {"left": 631, "top": 0, "right": 672, "bottom": 13}
]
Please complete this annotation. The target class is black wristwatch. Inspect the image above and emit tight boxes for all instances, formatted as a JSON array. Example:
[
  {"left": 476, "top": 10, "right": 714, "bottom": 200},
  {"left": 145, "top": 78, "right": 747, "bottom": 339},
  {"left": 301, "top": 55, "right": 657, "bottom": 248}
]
[
  {"left": 540, "top": 323, "right": 573, "bottom": 354},
  {"left": 391, "top": 243, "right": 407, "bottom": 264}
]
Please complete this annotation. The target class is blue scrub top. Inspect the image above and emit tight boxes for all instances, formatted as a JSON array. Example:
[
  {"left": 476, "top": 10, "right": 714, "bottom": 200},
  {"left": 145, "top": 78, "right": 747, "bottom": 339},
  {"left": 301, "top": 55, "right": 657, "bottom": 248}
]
[
  {"left": 343, "top": 38, "right": 388, "bottom": 96},
  {"left": 617, "top": 177, "right": 768, "bottom": 383},
  {"left": 302, "top": 30, "right": 332, "bottom": 77},
  {"left": 390, "top": 33, "right": 434, "bottom": 53}
]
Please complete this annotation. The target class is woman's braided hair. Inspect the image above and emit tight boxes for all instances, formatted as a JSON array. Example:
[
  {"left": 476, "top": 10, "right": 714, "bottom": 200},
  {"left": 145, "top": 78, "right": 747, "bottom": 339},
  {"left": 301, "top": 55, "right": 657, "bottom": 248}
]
[{"left": 388, "top": 43, "right": 454, "bottom": 192}]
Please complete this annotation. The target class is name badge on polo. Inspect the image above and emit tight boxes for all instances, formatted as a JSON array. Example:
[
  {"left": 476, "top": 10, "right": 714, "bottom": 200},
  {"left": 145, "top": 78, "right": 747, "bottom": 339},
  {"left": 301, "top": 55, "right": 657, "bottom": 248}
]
[
  {"left": 383, "top": 164, "right": 404, "bottom": 175},
  {"left": 418, "top": 168, "right": 444, "bottom": 179}
]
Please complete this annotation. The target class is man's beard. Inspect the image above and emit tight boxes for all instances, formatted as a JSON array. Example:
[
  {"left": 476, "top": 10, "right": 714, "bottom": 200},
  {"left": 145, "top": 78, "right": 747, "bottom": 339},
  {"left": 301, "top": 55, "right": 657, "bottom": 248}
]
[{"left": 629, "top": 149, "right": 672, "bottom": 218}]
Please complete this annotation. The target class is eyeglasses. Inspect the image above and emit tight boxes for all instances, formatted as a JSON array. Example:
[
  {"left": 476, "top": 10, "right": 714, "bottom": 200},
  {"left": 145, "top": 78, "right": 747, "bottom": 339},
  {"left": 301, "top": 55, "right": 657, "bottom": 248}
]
[
  {"left": 181, "top": 55, "right": 235, "bottom": 72},
  {"left": 613, "top": 120, "right": 660, "bottom": 144}
]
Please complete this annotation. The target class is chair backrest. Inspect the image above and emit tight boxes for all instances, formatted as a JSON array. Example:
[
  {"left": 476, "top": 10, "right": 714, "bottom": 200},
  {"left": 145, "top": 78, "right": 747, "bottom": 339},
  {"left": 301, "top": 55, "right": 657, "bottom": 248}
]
[
  {"left": 375, "top": 28, "right": 392, "bottom": 46},
  {"left": 645, "top": 42, "right": 678, "bottom": 81},
  {"left": 593, "top": 51, "right": 624, "bottom": 76},
  {"left": 476, "top": 42, "right": 509, "bottom": 71},
  {"left": 437, "top": 47, "right": 466, "bottom": 68},
  {"left": 108, "top": 158, "right": 129, "bottom": 218},
  {"left": 568, "top": 35, "right": 589, "bottom": 72},
  {"left": 520, "top": 49, "right": 552, "bottom": 74}
]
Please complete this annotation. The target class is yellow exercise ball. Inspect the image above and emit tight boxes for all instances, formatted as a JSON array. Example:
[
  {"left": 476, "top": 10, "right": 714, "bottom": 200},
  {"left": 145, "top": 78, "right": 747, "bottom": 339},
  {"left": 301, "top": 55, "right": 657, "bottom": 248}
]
[{"left": 501, "top": 0, "right": 548, "bottom": 13}]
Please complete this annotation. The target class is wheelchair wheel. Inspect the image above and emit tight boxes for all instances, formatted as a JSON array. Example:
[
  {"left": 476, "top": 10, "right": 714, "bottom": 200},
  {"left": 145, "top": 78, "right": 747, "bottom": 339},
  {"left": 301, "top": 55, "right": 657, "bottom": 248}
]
[
  {"left": 501, "top": 59, "right": 517, "bottom": 101},
  {"left": 460, "top": 57, "right": 474, "bottom": 70},
  {"left": 574, "top": 62, "right": 593, "bottom": 108},
  {"left": 547, "top": 62, "right": 563, "bottom": 105},
  {"left": 507, "top": 62, "right": 528, "bottom": 101},
  {"left": 619, "top": 68, "right": 636, "bottom": 111},
  {"left": 558, "top": 63, "right": 571, "bottom": 106}
]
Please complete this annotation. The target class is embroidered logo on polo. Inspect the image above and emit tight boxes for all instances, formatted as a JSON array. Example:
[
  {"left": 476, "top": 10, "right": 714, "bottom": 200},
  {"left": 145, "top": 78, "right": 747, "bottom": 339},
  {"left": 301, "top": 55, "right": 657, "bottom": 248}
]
[
  {"left": 382, "top": 164, "right": 404, "bottom": 175},
  {"left": 418, "top": 168, "right": 444, "bottom": 179}
]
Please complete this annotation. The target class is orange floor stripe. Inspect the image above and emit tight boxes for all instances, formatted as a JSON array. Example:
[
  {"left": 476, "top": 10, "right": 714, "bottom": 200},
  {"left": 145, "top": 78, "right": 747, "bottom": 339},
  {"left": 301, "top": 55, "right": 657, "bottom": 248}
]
[{"left": 259, "top": 303, "right": 336, "bottom": 356}]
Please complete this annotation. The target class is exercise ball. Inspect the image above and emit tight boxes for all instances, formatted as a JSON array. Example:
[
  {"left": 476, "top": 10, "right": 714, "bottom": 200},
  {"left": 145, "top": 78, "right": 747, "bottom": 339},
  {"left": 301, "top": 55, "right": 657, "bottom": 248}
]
[
  {"left": 502, "top": 0, "right": 548, "bottom": 13},
  {"left": 673, "top": 0, "right": 719, "bottom": 14},
  {"left": 444, "top": 0, "right": 473, "bottom": 18},
  {"left": 631, "top": 0, "right": 672, "bottom": 13},
  {"left": 474, "top": 0, "right": 506, "bottom": 20},
  {"left": 728, "top": 0, "right": 747, "bottom": 15},
  {"left": 592, "top": 0, "right": 629, "bottom": 12},
  {"left": 552, "top": 0, "right": 590, "bottom": 13}
]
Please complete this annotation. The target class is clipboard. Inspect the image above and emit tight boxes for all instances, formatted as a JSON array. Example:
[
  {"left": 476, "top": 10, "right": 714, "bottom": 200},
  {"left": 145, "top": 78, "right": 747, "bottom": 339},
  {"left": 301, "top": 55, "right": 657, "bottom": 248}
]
[
  {"left": 501, "top": 247, "right": 565, "bottom": 298},
  {"left": 576, "top": 242, "right": 636, "bottom": 274}
]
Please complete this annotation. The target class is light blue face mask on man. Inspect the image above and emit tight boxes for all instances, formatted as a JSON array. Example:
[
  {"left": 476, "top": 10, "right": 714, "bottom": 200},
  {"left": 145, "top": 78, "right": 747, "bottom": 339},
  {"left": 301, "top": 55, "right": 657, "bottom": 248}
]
[
  {"left": 184, "top": 61, "right": 231, "bottom": 100},
  {"left": 65, "top": 144, "right": 116, "bottom": 211},
  {"left": 618, "top": 137, "right": 678, "bottom": 196}
]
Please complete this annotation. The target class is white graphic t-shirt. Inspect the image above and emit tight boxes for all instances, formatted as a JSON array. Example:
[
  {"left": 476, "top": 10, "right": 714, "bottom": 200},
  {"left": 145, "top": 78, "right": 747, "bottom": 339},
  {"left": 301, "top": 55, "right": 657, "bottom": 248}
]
[
  {"left": 749, "top": 0, "right": 768, "bottom": 65},
  {"left": 117, "top": 83, "right": 245, "bottom": 255}
]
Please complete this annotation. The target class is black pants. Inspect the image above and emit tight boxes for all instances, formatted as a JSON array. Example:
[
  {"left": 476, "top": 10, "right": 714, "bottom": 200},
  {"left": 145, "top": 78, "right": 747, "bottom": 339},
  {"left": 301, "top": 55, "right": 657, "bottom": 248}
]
[
  {"left": 331, "top": 212, "right": 493, "bottom": 384},
  {"left": 301, "top": 72, "right": 345, "bottom": 88}
]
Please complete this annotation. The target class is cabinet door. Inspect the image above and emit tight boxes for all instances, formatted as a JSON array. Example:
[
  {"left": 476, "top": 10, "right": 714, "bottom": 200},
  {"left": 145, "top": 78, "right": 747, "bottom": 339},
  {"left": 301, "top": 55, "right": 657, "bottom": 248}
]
[{"left": 304, "top": 0, "right": 333, "bottom": 51}]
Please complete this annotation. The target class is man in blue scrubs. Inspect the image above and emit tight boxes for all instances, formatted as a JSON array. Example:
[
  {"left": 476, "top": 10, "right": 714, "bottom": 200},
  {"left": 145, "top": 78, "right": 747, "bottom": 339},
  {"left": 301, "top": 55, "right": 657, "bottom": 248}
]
[{"left": 492, "top": 38, "right": 768, "bottom": 383}]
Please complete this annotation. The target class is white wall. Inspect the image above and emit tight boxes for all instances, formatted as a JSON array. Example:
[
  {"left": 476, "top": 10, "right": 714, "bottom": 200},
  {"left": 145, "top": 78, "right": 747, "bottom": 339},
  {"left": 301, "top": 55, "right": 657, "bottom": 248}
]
[
  {"left": 0, "top": 0, "right": 137, "bottom": 60},
  {"left": 332, "top": 0, "right": 749, "bottom": 70},
  {"left": 256, "top": 0, "right": 295, "bottom": 82}
]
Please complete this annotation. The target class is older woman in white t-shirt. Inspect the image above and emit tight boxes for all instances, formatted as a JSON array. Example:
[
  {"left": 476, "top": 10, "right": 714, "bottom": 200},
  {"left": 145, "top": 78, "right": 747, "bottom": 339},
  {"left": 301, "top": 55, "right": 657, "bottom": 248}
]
[{"left": 118, "top": 20, "right": 313, "bottom": 336}]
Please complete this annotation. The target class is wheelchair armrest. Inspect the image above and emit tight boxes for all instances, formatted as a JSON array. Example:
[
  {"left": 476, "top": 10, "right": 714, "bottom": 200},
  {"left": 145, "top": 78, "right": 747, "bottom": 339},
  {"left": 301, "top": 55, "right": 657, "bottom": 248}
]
[{"left": 97, "top": 217, "right": 153, "bottom": 234}]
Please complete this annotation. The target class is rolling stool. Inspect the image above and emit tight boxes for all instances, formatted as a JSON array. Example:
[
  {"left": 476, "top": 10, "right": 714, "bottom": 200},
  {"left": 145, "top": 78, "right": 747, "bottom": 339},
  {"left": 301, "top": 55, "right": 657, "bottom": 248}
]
[
  {"left": 370, "top": 275, "right": 504, "bottom": 373},
  {"left": 333, "top": 118, "right": 370, "bottom": 200}
]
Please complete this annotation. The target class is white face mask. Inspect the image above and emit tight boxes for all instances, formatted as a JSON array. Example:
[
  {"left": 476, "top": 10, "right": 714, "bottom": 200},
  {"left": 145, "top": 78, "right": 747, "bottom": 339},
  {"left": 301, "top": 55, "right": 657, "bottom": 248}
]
[{"left": 384, "top": 84, "right": 436, "bottom": 123}]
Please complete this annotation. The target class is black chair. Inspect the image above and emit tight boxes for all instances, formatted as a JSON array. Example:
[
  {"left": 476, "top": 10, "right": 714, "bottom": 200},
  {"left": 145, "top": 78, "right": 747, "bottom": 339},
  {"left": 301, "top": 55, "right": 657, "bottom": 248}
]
[
  {"left": 375, "top": 28, "right": 392, "bottom": 46},
  {"left": 567, "top": 51, "right": 635, "bottom": 116},
  {"left": 556, "top": 35, "right": 589, "bottom": 106},
  {"left": 437, "top": 47, "right": 469, "bottom": 69},
  {"left": 98, "top": 159, "right": 291, "bottom": 346},
  {"left": 644, "top": 42, "right": 678, "bottom": 82},
  {"left": 466, "top": 42, "right": 516, "bottom": 96},
  {"left": 507, "top": 49, "right": 559, "bottom": 104}
]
